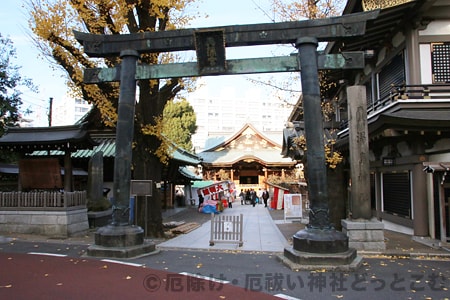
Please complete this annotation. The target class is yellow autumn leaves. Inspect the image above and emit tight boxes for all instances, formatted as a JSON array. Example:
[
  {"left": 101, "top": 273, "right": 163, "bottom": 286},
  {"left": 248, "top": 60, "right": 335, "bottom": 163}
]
[{"left": 293, "top": 135, "right": 343, "bottom": 169}]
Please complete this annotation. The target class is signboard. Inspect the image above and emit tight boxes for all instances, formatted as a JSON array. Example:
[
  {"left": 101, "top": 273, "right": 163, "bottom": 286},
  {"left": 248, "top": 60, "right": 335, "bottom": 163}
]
[
  {"left": 130, "top": 180, "right": 153, "bottom": 196},
  {"left": 283, "top": 194, "right": 302, "bottom": 222},
  {"left": 200, "top": 181, "right": 235, "bottom": 198},
  {"left": 224, "top": 221, "right": 233, "bottom": 233},
  {"left": 19, "top": 158, "right": 63, "bottom": 190}
]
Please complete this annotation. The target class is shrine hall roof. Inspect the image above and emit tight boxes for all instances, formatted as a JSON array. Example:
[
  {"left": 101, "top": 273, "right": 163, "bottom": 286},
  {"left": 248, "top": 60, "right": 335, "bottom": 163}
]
[
  {"left": 199, "top": 149, "right": 296, "bottom": 166},
  {"left": 198, "top": 123, "right": 296, "bottom": 167},
  {"left": 0, "top": 123, "right": 97, "bottom": 152}
]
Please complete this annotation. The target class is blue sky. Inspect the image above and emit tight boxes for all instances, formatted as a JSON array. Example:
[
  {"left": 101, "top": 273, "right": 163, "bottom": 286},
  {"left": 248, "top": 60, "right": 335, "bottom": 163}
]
[
  {"left": 0, "top": 0, "right": 297, "bottom": 126},
  {"left": 1, "top": 1, "right": 68, "bottom": 125}
]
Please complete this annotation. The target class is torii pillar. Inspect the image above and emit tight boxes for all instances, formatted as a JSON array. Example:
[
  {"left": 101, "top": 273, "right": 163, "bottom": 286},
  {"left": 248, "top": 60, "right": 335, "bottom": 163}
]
[
  {"left": 281, "top": 37, "right": 360, "bottom": 271},
  {"left": 86, "top": 50, "right": 156, "bottom": 258}
]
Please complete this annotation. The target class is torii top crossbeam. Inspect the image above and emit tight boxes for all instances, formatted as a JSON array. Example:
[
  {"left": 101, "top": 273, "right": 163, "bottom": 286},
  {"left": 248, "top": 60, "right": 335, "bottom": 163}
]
[{"left": 74, "top": 10, "right": 378, "bottom": 57}]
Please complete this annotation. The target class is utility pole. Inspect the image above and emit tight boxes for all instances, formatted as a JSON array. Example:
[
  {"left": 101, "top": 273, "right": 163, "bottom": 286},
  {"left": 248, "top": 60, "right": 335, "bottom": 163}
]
[{"left": 48, "top": 97, "right": 53, "bottom": 127}]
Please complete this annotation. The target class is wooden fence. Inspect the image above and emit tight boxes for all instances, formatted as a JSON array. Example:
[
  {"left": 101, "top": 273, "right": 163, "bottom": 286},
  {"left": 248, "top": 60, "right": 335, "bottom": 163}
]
[
  {"left": 0, "top": 191, "right": 87, "bottom": 209},
  {"left": 209, "top": 213, "right": 243, "bottom": 247}
]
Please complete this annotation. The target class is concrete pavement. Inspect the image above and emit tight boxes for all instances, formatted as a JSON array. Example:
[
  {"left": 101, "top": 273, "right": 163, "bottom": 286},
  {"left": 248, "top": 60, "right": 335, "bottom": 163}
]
[
  {"left": 158, "top": 201, "right": 450, "bottom": 259},
  {"left": 158, "top": 201, "right": 290, "bottom": 253}
]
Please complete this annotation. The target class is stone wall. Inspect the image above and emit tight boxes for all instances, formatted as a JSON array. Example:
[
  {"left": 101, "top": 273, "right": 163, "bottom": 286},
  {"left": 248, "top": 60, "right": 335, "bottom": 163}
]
[{"left": 0, "top": 208, "right": 89, "bottom": 237}]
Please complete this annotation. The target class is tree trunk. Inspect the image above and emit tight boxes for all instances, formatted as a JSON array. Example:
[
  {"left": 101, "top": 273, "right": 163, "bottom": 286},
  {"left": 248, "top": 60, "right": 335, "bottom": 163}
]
[
  {"left": 132, "top": 79, "right": 167, "bottom": 238},
  {"left": 133, "top": 150, "right": 165, "bottom": 238}
]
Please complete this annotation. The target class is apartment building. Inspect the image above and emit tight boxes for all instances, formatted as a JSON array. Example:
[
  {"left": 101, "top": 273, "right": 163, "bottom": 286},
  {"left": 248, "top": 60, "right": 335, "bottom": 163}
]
[{"left": 189, "top": 79, "right": 295, "bottom": 152}]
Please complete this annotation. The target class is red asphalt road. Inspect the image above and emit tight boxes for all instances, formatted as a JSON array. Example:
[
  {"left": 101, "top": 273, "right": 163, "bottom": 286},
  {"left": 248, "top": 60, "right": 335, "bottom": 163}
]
[{"left": 0, "top": 252, "right": 278, "bottom": 300}]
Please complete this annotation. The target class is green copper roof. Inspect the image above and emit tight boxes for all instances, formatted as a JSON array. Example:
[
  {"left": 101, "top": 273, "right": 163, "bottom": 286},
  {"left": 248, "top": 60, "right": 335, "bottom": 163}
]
[{"left": 31, "top": 135, "right": 202, "bottom": 165}]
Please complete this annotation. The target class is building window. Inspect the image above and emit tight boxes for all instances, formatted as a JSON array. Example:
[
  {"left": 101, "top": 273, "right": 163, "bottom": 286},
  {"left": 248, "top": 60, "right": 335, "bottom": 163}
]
[
  {"left": 431, "top": 42, "right": 450, "bottom": 83},
  {"left": 75, "top": 98, "right": 88, "bottom": 105},
  {"left": 366, "top": 82, "right": 373, "bottom": 107},
  {"left": 370, "top": 173, "right": 376, "bottom": 210},
  {"left": 376, "top": 52, "right": 405, "bottom": 101},
  {"left": 75, "top": 107, "right": 89, "bottom": 113},
  {"left": 382, "top": 171, "right": 411, "bottom": 218}
]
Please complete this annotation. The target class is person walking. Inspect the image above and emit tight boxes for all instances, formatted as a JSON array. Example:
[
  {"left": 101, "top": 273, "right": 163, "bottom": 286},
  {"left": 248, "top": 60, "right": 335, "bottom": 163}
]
[
  {"left": 257, "top": 188, "right": 263, "bottom": 205},
  {"left": 239, "top": 190, "right": 244, "bottom": 205},
  {"left": 262, "top": 189, "right": 270, "bottom": 207},
  {"left": 228, "top": 193, "right": 233, "bottom": 208},
  {"left": 250, "top": 189, "right": 257, "bottom": 207},
  {"left": 197, "top": 191, "right": 204, "bottom": 209},
  {"left": 245, "top": 189, "right": 251, "bottom": 205}
]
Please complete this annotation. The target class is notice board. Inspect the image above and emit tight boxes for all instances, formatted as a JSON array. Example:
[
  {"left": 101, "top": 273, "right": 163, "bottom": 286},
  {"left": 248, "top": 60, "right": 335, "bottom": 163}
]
[
  {"left": 283, "top": 194, "right": 302, "bottom": 222},
  {"left": 19, "top": 158, "right": 63, "bottom": 190}
]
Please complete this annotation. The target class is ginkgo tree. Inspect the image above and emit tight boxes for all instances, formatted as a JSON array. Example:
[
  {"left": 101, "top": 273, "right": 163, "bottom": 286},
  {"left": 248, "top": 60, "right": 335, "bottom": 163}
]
[
  {"left": 266, "top": 0, "right": 345, "bottom": 167},
  {"left": 26, "top": 0, "right": 199, "bottom": 237}
]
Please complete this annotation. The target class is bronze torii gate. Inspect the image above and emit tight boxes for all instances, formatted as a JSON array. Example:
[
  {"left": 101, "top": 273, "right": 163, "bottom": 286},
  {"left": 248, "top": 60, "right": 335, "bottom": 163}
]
[{"left": 75, "top": 10, "right": 378, "bottom": 261}]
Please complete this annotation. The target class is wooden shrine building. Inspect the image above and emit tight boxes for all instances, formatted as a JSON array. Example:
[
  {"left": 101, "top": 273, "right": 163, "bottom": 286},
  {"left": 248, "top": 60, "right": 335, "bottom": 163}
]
[{"left": 198, "top": 123, "right": 297, "bottom": 192}]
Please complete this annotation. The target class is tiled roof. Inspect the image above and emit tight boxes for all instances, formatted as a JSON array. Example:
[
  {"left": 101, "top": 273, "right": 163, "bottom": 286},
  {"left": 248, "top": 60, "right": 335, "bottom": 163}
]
[{"left": 0, "top": 123, "right": 97, "bottom": 152}]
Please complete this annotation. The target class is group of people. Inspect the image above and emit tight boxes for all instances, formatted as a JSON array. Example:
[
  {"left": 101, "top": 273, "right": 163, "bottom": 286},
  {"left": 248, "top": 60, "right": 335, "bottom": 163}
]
[{"left": 238, "top": 188, "right": 270, "bottom": 207}]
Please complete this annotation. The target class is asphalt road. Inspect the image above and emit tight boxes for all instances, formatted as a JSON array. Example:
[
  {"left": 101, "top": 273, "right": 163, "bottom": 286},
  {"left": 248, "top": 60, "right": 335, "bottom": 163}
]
[{"left": 1, "top": 237, "right": 450, "bottom": 299}]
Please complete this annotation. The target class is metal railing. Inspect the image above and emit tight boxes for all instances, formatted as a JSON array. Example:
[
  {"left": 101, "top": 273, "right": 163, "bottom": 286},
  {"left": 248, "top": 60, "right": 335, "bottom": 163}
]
[
  {"left": 391, "top": 83, "right": 450, "bottom": 100},
  {"left": 367, "top": 83, "right": 450, "bottom": 116},
  {"left": 335, "top": 83, "right": 450, "bottom": 129}
]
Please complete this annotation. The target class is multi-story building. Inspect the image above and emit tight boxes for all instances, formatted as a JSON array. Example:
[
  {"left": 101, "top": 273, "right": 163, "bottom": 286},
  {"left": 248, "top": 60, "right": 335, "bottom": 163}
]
[
  {"left": 189, "top": 79, "right": 295, "bottom": 152},
  {"left": 284, "top": 0, "right": 450, "bottom": 243},
  {"left": 51, "top": 95, "right": 92, "bottom": 126}
]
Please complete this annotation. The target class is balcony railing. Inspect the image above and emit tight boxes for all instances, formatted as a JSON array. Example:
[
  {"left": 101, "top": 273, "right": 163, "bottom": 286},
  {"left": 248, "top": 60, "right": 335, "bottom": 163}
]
[
  {"left": 391, "top": 83, "right": 450, "bottom": 99},
  {"left": 336, "top": 84, "right": 450, "bottom": 130},
  {"left": 367, "top": 83, "right": 450, "bottom": 115}
]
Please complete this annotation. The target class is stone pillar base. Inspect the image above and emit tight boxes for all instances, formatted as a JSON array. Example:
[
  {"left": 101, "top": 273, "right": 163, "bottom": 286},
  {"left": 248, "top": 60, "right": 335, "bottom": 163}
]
[
  {"left": 279, "top": 247, "right": 362, "bottom": 271},
  {"left": 279, "top": 227, "right": 361, "bottom": 271},
  {"left": 293, "top": 227, "right": 350, "bottom": 253},
  {"left": 341, "top": 219, "right": 386, "bottom": 251},
  {"left": 86, "top": 224, "right": 156, "bottom": 258}
]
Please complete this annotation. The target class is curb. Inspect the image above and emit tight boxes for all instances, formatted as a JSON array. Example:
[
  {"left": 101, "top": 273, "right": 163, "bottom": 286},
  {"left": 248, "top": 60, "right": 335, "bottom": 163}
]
[{"left": 358, "top": 250, "right": 450, "bottom": 260}]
